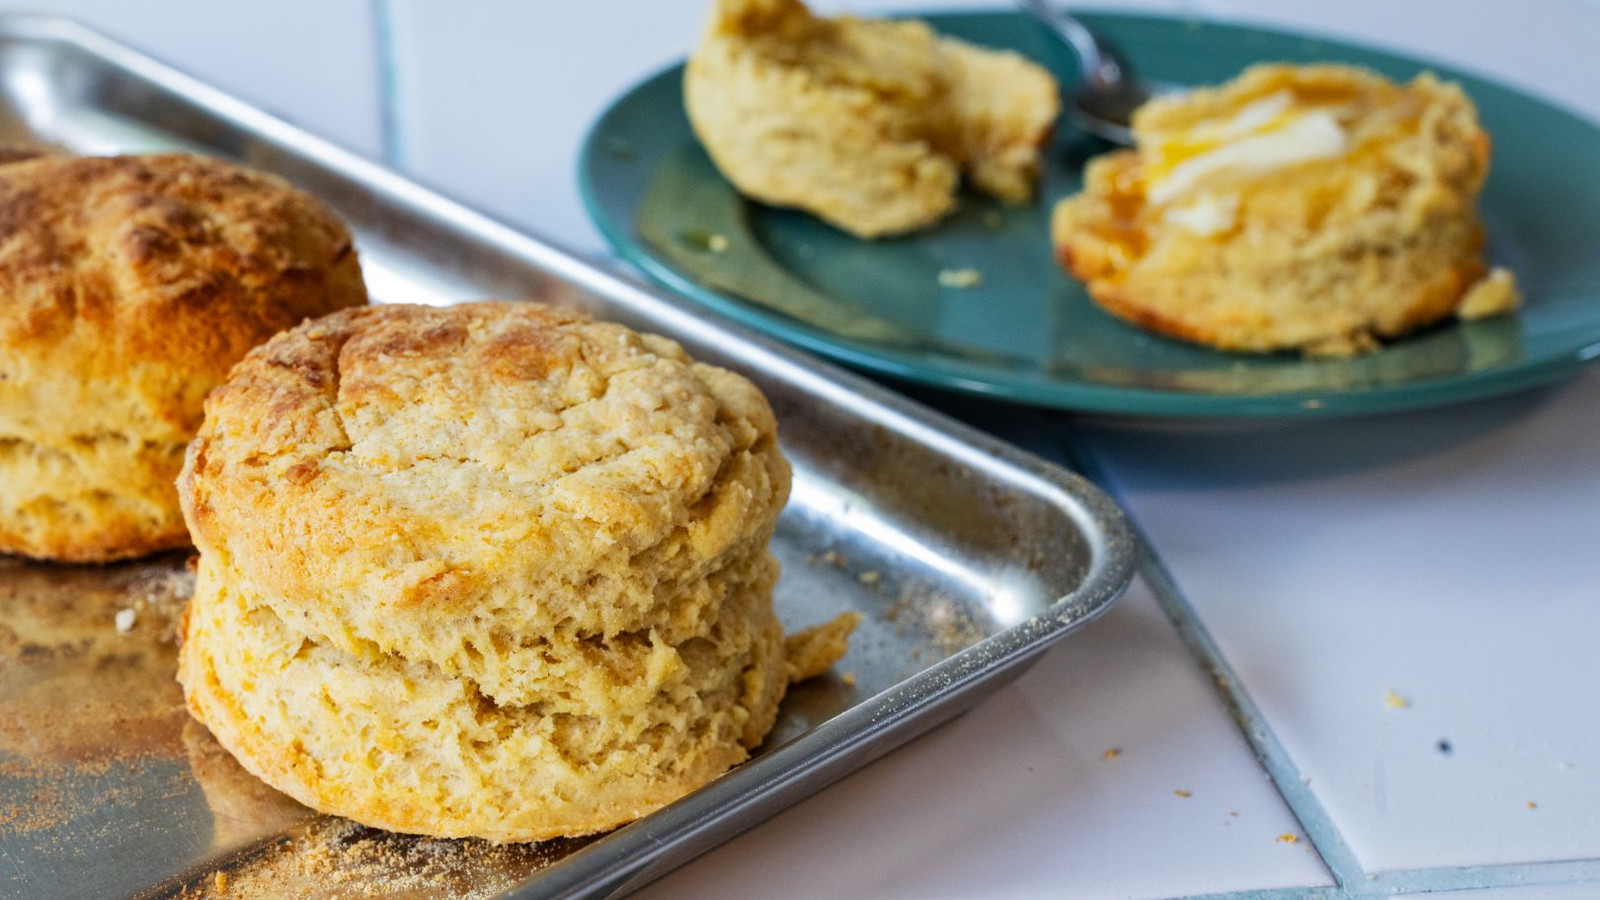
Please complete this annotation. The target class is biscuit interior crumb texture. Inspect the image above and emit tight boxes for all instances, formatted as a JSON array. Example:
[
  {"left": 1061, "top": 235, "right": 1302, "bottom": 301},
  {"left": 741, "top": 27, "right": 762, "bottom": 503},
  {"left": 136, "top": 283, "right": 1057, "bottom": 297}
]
[
  {"left": 686, "top": 0, "right": 1059, "bottom": 238},
  {"left": 0, "top": 153, "right": 366, "bottom": 561},
  {"left": 1052, "top": 64, "right": 1514, "bottom": 357},
  {"left": 178, "top": 302, "right": 853, "bottom": 843}
]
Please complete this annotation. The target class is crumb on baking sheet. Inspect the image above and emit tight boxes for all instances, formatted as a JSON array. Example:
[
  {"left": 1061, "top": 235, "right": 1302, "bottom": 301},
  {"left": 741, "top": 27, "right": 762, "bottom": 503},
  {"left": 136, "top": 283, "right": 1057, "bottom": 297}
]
[
  {"left": 1277, "top": 833, "right": 1300, "bottom": 844},
  {"left": 1384, "top": 689, "right": 1411, "bottom": 710},
  {"left": 784, "top": 612, "right": 863, "bottom": 683},
  {"left": 857, "top": 570, "right": 881, "bottom": 585},
  {"left": 840, "top": 672, "right": 856, "bottom": 687},
  {"left": 178, "top": 817, "right": 584, "bottom": 900},
  {"left": 114, "top": 607, "right": 137, "bottom": 633},
  {"left": 937, "top": 267, "right": 983, "bottom": 288}
]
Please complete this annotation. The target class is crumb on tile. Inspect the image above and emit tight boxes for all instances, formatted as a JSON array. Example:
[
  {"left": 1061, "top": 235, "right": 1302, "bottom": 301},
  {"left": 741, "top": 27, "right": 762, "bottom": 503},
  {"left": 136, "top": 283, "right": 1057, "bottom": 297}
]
[
  {"left": 1173, "top": 789, "right": 1192, "bottom": 798},
  {"left": 1277, "top": 833, "right": 1300, "bottom": 844},
  {"left": 937, "top": 267, "right": 983, "bottom": 288},
  {"left": 1102, "top": 747, "right": 1121, "bottom": 761},
  {"left": 1384, "top": 689, "right": 1411, "bottom": 710}
]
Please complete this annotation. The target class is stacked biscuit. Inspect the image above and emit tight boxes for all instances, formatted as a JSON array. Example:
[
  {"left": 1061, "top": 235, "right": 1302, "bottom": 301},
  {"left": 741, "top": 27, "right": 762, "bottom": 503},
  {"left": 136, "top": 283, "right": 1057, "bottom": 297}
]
[
  {"left": 0, "top": 153, "right": 365, "bottom": 560},
  {"left": 178, "top": 302, "right": 803, "bottom": 842}
]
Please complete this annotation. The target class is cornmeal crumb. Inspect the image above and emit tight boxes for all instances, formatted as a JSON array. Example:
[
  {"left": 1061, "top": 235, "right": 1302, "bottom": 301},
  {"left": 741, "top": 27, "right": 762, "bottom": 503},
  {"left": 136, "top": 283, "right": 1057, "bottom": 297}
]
[
  {"left": 1384, "top": 689, "right": 1411, "bottom": 710},
  {"left": 857, "top": 571, "right": 881, "bottom": 585},
  {"left": 707, "top": 233, "right": 730, "bottom": 254},
  {"left": 1458, "top": 268, "right": 1520, "bottom": 320},
  {"left": 938, "top": 267, "right": 983, "bottom": 288},
  {"left": 1527, "top": 801, "right": 1539, "bottom": 810},
  {"left": 1103, "top": 748, "right": 1121, "bottom": 761},
  {"left": 1277, "top": 833, "right": 1300, "bottom": 844},
  {"left": 1174, "top": 790, "right": 1192, "bottom": 798}
]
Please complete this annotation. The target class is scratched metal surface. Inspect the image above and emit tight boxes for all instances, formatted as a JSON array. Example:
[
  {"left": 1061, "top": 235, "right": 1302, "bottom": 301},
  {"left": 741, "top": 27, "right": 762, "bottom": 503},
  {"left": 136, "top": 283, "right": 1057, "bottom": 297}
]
[{"left": 0, "top": 17, "right": 1134, "bottom": 899}]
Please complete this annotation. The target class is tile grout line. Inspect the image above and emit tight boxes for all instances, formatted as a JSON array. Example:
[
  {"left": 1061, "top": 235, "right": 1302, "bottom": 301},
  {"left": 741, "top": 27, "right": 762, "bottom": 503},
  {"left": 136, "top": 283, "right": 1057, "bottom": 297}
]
[
  {"left": 1371, "top": 859, "right": 1600, "bottom": 893},
  {"left": 371, "top": 0, "right": 408, "bottom": 170},
  {"left": 1046, "top": 423, "right": 1369, "bottom": 895},
  {"left": 1041, "top": 421, "right": 1600, "bottom": 898}
]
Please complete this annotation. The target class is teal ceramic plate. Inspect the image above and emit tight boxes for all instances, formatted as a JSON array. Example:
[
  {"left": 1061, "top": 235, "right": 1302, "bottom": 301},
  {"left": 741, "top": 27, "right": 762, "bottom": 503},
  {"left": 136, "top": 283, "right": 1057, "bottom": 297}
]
[{"left": 579, "top": 11, "right": 1600, "bottom": 418}]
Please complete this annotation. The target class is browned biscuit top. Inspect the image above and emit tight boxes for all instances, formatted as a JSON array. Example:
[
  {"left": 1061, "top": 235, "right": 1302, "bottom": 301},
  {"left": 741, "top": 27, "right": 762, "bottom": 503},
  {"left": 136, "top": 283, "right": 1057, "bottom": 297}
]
[{"left": 0, "top": 153, "right": 365, "bottom": 440}]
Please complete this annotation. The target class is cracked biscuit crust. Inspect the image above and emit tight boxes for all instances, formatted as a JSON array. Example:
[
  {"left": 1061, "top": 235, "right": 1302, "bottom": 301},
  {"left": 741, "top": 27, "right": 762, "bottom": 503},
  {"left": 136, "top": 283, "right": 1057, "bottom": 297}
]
[
  {"left": 178, "top": 302, "right": 793, "bottom": 841},
  {"left": 0, "top": 153, "right": 367, "bottom": 561}
]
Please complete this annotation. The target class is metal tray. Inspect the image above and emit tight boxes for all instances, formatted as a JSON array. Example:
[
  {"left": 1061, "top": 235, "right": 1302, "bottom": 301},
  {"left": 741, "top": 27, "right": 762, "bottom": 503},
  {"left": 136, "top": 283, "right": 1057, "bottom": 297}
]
[{"left": 0, "top": 16, "right": 1134, "bottom": 899}]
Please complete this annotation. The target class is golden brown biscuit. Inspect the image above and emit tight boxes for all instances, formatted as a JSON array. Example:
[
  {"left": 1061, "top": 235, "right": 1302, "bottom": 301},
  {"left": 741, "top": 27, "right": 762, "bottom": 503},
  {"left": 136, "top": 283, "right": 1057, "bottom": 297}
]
[
  {"left": 177, "top": 302, "right": 838, "bottom": 842},
  {"left": 0, "top": 154, "right": 366, "bottom": 561},
  {"left": 1052, "top": 64, "right": 1517, "bottom": 356},
  {"left": 686, "top": 0, "right": 1059, "bottom": 238}
]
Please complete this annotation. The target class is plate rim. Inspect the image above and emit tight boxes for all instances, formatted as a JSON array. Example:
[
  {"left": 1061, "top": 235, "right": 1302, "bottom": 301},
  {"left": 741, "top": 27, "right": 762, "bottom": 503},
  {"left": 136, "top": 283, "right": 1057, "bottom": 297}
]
[{"left": 578, "top": 9, "right": 1600, "bottom": 419}]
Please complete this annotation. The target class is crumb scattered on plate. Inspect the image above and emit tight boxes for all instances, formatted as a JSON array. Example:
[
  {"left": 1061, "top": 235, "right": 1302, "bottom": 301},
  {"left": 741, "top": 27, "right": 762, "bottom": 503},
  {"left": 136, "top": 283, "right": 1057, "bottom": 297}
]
[{"left": 938, "top": 267, "right": 983, "bottom": 288}]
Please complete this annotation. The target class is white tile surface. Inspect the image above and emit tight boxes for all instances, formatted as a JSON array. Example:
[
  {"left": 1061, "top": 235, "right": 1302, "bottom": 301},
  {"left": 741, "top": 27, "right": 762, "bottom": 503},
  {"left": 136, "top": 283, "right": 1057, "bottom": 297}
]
[
  {"left": 6, "top": 0, "right": 384, "bottom": 158},
  {"left": 383, "top": 0, "right": 1181, "bottom": 257},
  {"left": 1081, "top": 369, "right": 1600, "bottom": 872},
  {"left": 637, "top": 579, "right": 1330, "bottom": 900}
]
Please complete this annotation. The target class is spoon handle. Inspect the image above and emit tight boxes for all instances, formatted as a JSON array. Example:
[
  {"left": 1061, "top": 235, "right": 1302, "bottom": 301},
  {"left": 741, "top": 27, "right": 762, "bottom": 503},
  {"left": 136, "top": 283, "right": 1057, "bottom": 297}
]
[{"left": 1015, "top": 0, "right": 1123, "bottom": 87}]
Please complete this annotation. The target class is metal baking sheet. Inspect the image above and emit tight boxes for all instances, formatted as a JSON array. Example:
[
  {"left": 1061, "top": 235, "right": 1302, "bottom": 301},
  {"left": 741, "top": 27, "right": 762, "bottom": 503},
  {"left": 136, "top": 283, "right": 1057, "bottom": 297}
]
[{"left": 0, "top": 16, "right": 1135, "bottom": 899}]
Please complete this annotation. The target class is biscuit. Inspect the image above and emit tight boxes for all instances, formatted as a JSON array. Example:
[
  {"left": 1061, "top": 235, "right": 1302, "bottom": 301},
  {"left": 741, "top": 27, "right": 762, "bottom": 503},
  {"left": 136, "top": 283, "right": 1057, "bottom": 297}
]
[
  {"left": 1052, "top": 64, "right": 1516, "bottom": 356},
  {"left": 686, "top": 0, "right": 1059, "bottom": 238},
  {"left": 177, "top": 302, "right": 835, "bottom": 842},
  {"left": 0, "top": 154, "right": 366, "bottom": 561}
]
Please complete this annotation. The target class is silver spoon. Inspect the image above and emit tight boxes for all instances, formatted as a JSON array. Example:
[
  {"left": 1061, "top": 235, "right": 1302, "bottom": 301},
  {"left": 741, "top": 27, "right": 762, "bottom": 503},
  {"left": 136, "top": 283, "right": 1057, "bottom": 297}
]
[{"left": 1016, "top": 0, "right": 1179, "bottom": 145}]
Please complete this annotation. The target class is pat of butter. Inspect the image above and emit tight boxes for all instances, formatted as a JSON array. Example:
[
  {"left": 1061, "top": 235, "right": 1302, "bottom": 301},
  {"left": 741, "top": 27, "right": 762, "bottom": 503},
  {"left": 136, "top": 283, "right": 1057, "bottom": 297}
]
[
  {"left": 1165, "top": 193, "right": 1239, "bottom": 236},
  {"left": 1149, "top": 109, "right": 1349, "bottom": 205}
]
